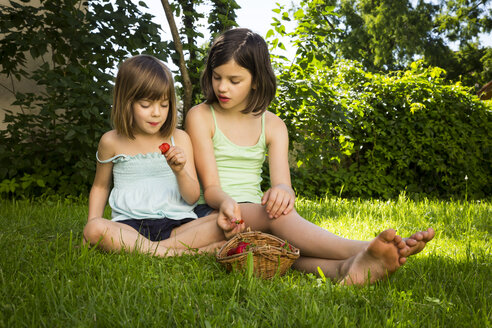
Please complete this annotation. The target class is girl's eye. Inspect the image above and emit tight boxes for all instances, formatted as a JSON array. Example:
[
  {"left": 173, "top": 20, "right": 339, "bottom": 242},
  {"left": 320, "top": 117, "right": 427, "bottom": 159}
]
[{"left": 231, "top": 80, "right": 240, "bottom": 85}]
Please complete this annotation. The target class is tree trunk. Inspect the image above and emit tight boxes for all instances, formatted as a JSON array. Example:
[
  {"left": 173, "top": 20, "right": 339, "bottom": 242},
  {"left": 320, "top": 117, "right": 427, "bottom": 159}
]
[{"left": 160, "top": 0, "right": 193, "bottom": 125}]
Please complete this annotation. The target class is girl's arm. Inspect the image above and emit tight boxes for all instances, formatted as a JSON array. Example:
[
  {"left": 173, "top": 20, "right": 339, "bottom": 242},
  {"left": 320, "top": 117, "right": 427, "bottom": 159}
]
[
  {"left": 185, "top": 105, "right": 244, "bottom": 232},
  {"left": 87, "top": 132, "right": 115, "bottom": 221},
  {"left": 262, "top": 112, "right": 296, "bottom": 219},
  {"left": 164, "top": 129, "right": 200, "bottom": 205},
  {"left": 185, "top": 105, "right": 230, "bottom": 208}
]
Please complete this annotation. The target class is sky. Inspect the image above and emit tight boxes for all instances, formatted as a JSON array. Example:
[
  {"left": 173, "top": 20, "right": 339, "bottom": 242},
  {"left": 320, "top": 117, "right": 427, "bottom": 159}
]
[
  {"left": 139, "top": 0, "right": 298, "bottom": 61},
  {"left": 140, "top": 0, "right": 296, "bottom": 38},
  {"left": 235, "top": 0, "right": 297, "bottom": 37}
]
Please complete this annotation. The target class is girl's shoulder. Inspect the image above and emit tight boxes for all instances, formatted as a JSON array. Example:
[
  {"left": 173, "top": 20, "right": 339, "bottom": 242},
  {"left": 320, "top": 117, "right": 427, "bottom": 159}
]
[
  {"left": 187, "top": 102, "right": 212, "bottom": 120},
  {"left": 264, "top": 110, "right": 287, "bottom": 130},
  {"left": 185, "top": 102, "right": 215, "bottom": 133},
  {"left": 97, "top": 130, "right": 121, "bottom": 160},
  {"left": 264, "top": 111, "right": 288, "bottom": 145},
  {"left": 172, "top": 128, "right": 194, "bottom": 153},
  {"left": 99, "top": 130, "right": 119, "bottom": 148},
  {"left": 173, "top": 128, "right": 191, "bottom": 142}
]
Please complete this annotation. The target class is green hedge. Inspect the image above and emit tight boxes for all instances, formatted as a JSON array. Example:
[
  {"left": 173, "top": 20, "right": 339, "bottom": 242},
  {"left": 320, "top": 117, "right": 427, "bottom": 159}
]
[{"left": 272, "top": 60, "right": 491, "bottom": 199}]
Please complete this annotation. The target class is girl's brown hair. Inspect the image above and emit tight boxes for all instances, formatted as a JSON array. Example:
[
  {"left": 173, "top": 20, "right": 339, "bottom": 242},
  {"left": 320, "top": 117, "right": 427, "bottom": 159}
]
[
  {"left": 112, "top": 55, "right": 177, "bottom": 139},
  {"left": 201, "top": 28, "right": 276, "bottom": 115}
]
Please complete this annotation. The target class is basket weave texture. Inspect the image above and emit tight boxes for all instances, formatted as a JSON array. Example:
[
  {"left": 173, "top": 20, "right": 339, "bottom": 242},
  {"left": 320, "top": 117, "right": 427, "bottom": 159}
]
[{"left": 216, "top": 230, "right": 300, "bottom": 279}]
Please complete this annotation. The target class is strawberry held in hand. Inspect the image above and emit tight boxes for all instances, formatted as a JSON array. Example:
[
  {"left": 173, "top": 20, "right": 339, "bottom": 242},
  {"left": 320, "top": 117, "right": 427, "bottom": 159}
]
[
  {"left": 159, "top": 142, "right": 170, "bottom": 154},
  {"left": 233, "top": 218, "right": 244, "bottom": 225}
]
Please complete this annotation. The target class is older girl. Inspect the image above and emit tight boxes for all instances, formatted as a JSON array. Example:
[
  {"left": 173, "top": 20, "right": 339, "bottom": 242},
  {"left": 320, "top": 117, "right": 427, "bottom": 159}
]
[{"left": 186, "top": 28, "right": 434, "bottom": 285}]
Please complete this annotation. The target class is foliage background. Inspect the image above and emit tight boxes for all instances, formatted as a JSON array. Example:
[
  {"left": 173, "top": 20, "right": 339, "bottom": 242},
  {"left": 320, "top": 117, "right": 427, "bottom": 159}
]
[
  {"left": 0, "top": 0, "right": 169, "bottom": 196},
  {"left": 271, "top": 60, "right": 491, "bottom": 199},
  {"left": 0, "top": 0, "right": 491, "bottom": 200}
]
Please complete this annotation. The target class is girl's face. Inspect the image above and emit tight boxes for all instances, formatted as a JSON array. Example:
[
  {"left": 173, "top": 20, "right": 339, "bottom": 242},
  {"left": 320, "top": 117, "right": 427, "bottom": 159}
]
[
  {"left": 212, "top": 59, "right": 253, "bottom": 112},
  {"left": 132, "top": 98, "right": 169, "bottom": 136}
]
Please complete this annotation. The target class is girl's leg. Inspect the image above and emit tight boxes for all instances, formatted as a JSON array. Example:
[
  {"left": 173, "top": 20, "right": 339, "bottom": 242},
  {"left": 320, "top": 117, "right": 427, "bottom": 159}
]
[
  {"left": 238, "top": 203, "right": 368, "bottom": 260},
  {"left": 293, "top": 229, "right": 408, "bottom": 285},
  {"left": 238, "top": 203, "right": 433, "bottom": 260},
  {"left": 83, "top": 218, "right": 224, "bottom": 257},
  {"left": 167, "top": 213, "right": 226, "bottom": 248}
]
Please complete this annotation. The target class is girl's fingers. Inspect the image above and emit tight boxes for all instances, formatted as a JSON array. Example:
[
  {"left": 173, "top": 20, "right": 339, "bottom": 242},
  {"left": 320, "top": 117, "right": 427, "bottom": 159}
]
[
  {"left": 270, "top": 195, "right": 284, "bottom": 218},
  {"left": 283, "top": 198, "right": 295, "bottom": 215},
  {"left": 276, "top": 197, "right": 291, "bottom": 218},
  {"left": 272, "top": 196, "right": 290, "bottom": 218},
  {"left": 266, "top": 191, "right": 279, "bottom": 218},
  {"left": 261, "top": 189, "right": 270, "bottom": 205}
]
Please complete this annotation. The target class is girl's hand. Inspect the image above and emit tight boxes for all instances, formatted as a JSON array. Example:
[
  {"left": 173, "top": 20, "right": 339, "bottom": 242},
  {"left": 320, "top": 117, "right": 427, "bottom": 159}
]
[
  {"left": 163, "top": 146, "right": 186, "bottom": 173},
  {"left": 261, "top": 184, "right": 295, "bottom": 219},
  {"left": 217, "top": 199, "right": 245, "bottom": 239}
]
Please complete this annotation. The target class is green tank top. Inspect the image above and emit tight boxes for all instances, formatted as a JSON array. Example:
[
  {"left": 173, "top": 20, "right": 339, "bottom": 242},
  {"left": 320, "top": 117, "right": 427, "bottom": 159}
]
[{"left": 198, "top": 105, "right": 267, "bottom": 204}]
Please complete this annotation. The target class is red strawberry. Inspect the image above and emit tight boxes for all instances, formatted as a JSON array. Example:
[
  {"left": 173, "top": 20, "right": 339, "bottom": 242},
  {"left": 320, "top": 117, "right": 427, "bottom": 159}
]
[
  {"left": 226, "top": 241, "right": 251, "bottom": 256},
  {"left": 281, "top": 242, "right": 294, "bottom": 251},
  {"left": 159, "top": 142, "right": 170, "bottom": 154},
  {"left": 235, "top": 241, "right": 250, "bottom": 253}
]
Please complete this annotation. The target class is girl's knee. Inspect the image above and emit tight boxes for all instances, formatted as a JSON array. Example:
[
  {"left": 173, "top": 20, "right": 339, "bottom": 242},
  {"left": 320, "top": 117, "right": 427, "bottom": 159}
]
[{"left": 83, "top": 218, "right": 107, "bottom": 244}]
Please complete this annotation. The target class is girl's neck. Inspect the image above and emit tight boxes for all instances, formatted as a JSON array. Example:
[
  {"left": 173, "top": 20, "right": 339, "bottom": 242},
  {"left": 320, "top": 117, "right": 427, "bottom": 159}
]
[
  {"left": 116, "top": 131, "right": 172, "bottom": 157},
  {"left": 133, "top": 131, "right": 164, "bottom": 141},
  {"left": 213, "top": 102, "right": 251, "bottom": 119}
]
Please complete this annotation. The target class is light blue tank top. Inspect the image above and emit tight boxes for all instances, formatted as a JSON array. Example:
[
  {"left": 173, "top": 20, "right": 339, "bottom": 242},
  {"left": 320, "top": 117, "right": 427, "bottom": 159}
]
[
  {"left": 97, "top": 136, "right": 197, "bottom": 221},
  {"left": 198, "top": 105, "right": 267, "bottom": 204}
]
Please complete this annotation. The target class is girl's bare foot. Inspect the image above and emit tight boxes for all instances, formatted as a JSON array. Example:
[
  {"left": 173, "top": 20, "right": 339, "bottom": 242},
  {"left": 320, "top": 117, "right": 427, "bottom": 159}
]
[
  {"left": 340, "top": 229, "right": 406, "bottom": 285},
  {"left": 402, "top": 228, "right": 435, "bottom": 257}
]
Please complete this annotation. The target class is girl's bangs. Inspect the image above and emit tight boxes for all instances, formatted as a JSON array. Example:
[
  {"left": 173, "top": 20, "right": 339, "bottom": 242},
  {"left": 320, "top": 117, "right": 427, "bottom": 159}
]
[{"left": 134, "top": 70, "right": 171, "bottom": 101}]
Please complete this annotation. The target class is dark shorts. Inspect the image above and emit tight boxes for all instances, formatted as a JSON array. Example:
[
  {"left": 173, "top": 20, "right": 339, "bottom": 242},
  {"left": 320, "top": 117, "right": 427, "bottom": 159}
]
[
  {"left": 193, "top": 204, "right": 215, "bottom": 218},
  {"left": 119, "top": 217, "right": 195, "bottom": 241}
]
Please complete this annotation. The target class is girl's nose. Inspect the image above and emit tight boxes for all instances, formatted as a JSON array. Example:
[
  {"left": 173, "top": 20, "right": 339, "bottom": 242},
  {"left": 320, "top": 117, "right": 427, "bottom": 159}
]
[
  {"left": 151, "top": 103, "right": 160, "bottom": 116},
  {"left": 218, "top": 80, "right": 227, "bottom": 92}
]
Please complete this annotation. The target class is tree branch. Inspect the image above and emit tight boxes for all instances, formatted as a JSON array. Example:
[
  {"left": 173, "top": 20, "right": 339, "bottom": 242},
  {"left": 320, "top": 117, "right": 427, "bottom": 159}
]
[{"left": 160, "top": 0, "right": 193, "bottom": 124}]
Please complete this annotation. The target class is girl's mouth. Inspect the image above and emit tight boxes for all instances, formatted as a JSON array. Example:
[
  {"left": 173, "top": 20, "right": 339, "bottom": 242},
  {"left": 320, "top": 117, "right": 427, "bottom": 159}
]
[
  {"left": 218, "top": 95, "right": 230, "bottom": 103},
  {"left": 149, "top": 122, "right": 160, "bottom": 126}
]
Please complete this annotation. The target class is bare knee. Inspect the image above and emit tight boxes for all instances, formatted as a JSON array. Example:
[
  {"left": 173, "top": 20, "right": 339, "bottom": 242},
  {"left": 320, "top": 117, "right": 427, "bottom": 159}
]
[{"left": 83, "top": 218, "right": 108, "bottom": 245}]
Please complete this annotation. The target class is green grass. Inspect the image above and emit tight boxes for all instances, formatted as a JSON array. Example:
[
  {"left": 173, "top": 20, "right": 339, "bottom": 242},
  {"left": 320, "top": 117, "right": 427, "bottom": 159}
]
[{"left": 0, "top": 195, "right": 490, "bottom": 327}]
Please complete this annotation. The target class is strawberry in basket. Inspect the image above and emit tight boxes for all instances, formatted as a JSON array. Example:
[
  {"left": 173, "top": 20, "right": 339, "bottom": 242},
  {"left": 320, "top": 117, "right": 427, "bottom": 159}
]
[{"left": 226, "top": 241, "right": 251, "bottom": 256}]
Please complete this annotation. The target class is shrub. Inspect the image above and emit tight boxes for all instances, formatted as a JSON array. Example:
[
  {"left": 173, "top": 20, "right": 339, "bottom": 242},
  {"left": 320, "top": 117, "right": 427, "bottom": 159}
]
[{"left": 272, "top": 60, "right": 491, "bottom": 199}]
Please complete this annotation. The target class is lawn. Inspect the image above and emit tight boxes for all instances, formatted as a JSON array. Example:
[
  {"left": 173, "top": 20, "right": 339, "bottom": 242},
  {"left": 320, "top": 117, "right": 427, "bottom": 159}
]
[{"left": 0, "top": 195, "right": 490, "bottom": 327}]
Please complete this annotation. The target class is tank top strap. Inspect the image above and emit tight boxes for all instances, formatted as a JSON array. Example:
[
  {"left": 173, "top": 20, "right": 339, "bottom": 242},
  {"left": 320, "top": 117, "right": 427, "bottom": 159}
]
[
  {"left": 261, "top": 112, "right": 265, "bottom": 136},
  {"left": 171, "top": 135, "right": 175, "bottom": 146},
  {"left": 96, "top": 152, "right": 129, "bottom": 164},
  {"left": 209, "top": 105, "right": 218, "bottom": 130}
]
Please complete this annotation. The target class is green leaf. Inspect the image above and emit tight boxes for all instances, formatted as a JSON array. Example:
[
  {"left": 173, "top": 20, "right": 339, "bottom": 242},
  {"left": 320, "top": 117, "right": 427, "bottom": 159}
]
[
  {"left": 246, "top": 252, "right": 254, "bottom": 280},
  {"left": 317, "top": 266, "right": 326, "bottom": 282}
]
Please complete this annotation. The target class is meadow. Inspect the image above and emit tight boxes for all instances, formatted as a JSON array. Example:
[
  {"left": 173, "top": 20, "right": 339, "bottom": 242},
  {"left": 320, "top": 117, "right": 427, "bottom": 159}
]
[{"left": 0, "top": 195, "right": 490, "bottom": 327}]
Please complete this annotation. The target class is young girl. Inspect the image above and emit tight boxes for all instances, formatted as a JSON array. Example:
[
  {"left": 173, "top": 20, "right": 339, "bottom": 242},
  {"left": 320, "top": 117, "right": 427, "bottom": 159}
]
[
  {"left": 186, "top": 28, "right": 435, "bottom": 285},
  {"left": 84, "top": 54, "right": 226, "bottom": 256}
]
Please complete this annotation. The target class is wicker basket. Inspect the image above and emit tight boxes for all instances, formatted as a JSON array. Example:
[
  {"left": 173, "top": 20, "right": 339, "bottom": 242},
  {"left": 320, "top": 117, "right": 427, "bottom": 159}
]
[{"left": 216, "top": 230, "right": 300, "bottom": 279}]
